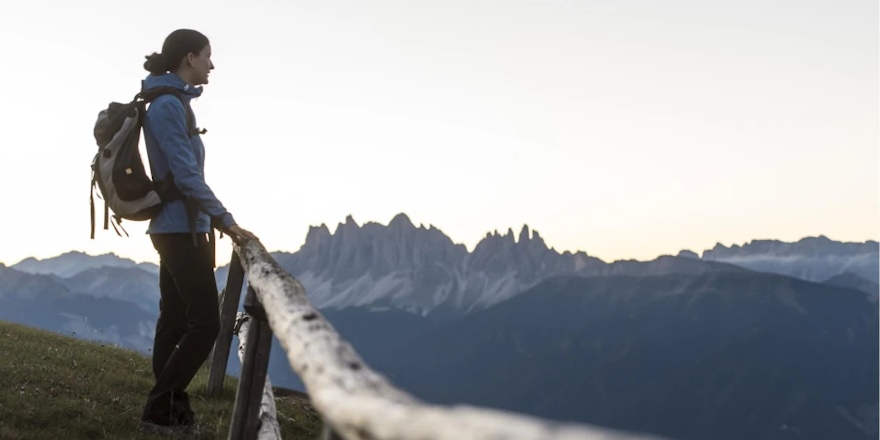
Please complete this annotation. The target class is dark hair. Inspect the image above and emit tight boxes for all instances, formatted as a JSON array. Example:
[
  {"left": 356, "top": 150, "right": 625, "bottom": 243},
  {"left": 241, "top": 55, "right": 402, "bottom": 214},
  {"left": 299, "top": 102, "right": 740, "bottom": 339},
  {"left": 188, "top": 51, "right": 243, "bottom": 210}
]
[{"left": 143, "top": 29, "right": 210, "bottom": 75}]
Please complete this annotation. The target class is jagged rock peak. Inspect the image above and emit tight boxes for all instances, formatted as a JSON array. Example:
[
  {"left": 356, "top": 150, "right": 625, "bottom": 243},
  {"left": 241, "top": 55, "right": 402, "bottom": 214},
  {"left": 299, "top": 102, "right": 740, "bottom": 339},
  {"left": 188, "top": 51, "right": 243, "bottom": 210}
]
[
  {"left": 304, "top": 223, "right": 331, "bottom": 246},
  {"left": 678, "top": 250, "right": 699, "bottom": 259},
  {"left": 519, "top": 225, "right": 530, "bottom": 243},
  {"left": 310, "top": 223, "right": 330, "bottom": 233},
  {"left": 514, "top": 225, "right": 547, "bottom": 246},
  {"left": 389, "top": 213, "right": 414, "bottom": 229},
  {"left": 333, "top": 214, "right": 361, "bottom": 233}
]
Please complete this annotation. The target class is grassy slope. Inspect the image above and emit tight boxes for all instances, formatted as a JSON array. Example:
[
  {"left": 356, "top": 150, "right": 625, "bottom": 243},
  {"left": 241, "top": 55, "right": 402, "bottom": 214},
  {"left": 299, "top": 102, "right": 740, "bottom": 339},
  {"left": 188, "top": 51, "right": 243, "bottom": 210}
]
[{"left": 0, "top": 320, "right": 322, "bottom": 440}]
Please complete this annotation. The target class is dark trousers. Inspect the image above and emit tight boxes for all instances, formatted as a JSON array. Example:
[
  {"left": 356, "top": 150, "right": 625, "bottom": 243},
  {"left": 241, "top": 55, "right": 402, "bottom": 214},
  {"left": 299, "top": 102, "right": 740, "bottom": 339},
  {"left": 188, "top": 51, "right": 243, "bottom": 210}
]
[{"left": 142, "top": 233, "right": 220, "bottom": 425}]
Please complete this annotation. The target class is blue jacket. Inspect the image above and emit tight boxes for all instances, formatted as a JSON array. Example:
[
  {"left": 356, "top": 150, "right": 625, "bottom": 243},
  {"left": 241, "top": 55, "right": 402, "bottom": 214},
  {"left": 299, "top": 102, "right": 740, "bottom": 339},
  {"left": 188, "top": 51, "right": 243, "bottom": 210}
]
[{"left": 141, "top": 73, "right": 236, "bottom": 234}]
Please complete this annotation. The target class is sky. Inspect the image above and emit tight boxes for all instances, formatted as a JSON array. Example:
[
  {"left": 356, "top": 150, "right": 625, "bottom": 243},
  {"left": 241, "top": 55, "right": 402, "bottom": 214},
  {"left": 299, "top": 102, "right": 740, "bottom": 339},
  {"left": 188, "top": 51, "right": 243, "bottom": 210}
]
[{"left": 0, "top": 0, "right": 876, "bottom": 266}]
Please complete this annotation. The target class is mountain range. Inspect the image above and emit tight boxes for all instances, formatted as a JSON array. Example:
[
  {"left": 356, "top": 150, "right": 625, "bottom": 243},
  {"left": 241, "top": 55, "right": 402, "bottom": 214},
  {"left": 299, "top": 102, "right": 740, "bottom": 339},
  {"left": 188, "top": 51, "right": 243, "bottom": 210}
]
[
  {"left": 2, "top": 213, "right": 877, "bottom": 440},
  {"left": 11, "top": 250, "right": 159, "bottom": 278},
  {"left": 10, "top": 215, "right": 878, "bottom": 310},
  {"left": 0, "top": 264, "right": 156, "bottom": 352},
  {"left": 379, "top": 272, "right": 878, "bottom": 440},
  {"left": 228, "top": 214, "right": 874, "bottom": 315},
  {"left": 680, "top": 235, "right": 878, "bottom": 285}
]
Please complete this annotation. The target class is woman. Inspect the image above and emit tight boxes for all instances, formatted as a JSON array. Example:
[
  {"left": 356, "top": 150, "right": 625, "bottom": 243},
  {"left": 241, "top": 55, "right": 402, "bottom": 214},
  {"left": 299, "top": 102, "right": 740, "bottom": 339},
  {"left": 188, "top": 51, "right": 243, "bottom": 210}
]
[{"left": 138, "top": 28, "right": 258, "bottom": 435}]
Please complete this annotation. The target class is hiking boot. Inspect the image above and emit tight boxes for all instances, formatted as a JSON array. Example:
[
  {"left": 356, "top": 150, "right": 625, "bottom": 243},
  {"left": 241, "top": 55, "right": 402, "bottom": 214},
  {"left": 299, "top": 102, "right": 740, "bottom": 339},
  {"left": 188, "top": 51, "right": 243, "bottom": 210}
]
[{"left": 172, "top": 392, "right": 197, "bottom": 426}]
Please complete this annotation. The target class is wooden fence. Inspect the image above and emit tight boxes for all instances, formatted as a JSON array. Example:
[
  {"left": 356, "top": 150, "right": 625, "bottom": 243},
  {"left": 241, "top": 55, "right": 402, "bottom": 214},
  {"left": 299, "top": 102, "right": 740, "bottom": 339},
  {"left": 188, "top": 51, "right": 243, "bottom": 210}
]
[{"left": 207, "top": 239, "right": 664, "bottom": 440}]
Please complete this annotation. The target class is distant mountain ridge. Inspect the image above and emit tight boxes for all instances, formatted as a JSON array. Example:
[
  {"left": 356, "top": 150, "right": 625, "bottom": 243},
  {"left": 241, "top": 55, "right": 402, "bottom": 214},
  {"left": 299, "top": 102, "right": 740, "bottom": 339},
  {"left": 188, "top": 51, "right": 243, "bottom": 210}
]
[
  {"left": 62, "top": 266, "right": 162, "bottom": 312},
  {"left": 10, "top": 216, "right": 874, "bottom": 316},
  {"left": 11, "top": 251, "right": 159, "bottom": 278},
  {"left": 702, "top": 235, "right": 878, "bottom": 257},
  {"left": 0, "top": 265, "right": 155, "bottom": 351},
  {"left": 5, "top": 215, "right": 876, "bottom": 317},
  {"left": 270, "top": 213, "right": 740, "bottom": 315},
  {"left": 679, "top": 235, "right": 879, "bottom": 284}
]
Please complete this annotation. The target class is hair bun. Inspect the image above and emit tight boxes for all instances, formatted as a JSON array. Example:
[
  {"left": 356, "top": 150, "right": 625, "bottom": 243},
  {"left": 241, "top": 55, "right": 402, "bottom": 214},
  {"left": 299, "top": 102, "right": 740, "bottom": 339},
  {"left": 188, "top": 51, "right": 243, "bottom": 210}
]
[{"left": 143, "top": 52, "right": 168, "bottom": 75}]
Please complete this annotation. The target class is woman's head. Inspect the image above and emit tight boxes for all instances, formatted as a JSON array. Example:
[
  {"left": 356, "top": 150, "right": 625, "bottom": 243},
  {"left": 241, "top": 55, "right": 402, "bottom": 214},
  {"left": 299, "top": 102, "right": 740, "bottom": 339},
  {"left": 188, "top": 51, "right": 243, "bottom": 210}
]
[{"left": 143, "top": 29, "right": 214, "bottom": 86}]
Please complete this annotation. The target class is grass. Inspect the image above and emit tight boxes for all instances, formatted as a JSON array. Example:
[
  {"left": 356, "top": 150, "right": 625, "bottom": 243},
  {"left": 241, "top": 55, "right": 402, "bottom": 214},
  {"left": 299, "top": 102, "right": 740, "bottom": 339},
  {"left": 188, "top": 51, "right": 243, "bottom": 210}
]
[{"left": 0, "top": 320, "right": 322, "bottom": 439}]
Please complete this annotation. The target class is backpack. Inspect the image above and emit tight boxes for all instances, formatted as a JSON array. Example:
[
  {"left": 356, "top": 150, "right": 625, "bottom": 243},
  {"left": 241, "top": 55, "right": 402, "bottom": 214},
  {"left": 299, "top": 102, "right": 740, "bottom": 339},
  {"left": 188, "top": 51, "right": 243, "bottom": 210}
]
[{"left": 90, "top": 86, "right": 204, "bottom": 239}]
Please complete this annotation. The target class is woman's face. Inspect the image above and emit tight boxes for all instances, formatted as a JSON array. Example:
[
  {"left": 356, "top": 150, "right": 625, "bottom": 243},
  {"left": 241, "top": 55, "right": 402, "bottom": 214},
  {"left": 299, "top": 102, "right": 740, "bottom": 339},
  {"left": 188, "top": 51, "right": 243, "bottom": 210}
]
[{"left": 189, "top": 44, "right": 215, "bottom": 85}]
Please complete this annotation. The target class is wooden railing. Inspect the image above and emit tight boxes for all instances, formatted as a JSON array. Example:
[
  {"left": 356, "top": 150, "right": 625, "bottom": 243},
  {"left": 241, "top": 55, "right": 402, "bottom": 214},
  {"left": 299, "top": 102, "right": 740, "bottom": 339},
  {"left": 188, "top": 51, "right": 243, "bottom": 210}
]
[{"left": 207, "top": 239, "right": 664, "bottom": 440}]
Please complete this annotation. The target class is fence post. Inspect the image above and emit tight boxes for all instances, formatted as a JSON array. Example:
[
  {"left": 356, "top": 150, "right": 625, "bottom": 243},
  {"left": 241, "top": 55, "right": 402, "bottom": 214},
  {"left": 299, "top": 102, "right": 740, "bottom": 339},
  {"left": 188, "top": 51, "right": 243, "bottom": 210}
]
[
  {"left": 207, "top": 250, "right": 246, "bottom": 397},
  {"left": 228, "top": 286, "right": 274, "bottom": 440},
  {"left": 233, "top": 312, "right": 282, "bottom": 439}
]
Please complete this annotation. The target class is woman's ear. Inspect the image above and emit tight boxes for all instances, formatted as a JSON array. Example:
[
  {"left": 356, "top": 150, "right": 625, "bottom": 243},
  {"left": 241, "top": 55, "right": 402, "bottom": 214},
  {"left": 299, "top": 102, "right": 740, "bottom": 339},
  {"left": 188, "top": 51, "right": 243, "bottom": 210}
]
[{"left": 186, "top": 52, "right": 196, "bottom": 68}]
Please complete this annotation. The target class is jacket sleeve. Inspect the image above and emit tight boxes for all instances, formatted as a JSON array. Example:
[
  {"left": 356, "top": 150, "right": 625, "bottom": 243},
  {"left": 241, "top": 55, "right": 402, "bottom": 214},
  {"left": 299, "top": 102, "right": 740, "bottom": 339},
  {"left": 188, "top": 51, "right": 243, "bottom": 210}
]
[{"left": 147, "top": 97, "right": 237, "bottom": 230}]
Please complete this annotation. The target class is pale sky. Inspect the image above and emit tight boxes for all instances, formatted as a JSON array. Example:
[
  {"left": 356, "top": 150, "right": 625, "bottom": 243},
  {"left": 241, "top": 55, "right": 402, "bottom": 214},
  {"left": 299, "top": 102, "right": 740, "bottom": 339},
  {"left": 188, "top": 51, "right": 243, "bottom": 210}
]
[{"left": 0, "top": 0, "right": 877, "bottom": 266}]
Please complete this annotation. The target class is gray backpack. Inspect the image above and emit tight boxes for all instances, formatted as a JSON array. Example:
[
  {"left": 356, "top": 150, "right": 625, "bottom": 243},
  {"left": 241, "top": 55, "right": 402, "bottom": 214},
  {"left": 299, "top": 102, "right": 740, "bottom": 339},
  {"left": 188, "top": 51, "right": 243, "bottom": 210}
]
[{"left": 90, "top": 86, "right": 203, "bottom": 238}]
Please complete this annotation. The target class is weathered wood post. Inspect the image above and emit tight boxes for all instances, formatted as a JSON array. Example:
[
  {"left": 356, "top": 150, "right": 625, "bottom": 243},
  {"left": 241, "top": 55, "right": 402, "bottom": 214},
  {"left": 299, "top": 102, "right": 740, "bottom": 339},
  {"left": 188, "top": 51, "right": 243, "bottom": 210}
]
[
  {"left": 207, "top": 250, "right": 246, "bottom": 397},
  {"left": 234, "top": 312, "right": 281, "bottom": 439},
  {"left": 228, "top": 286, "right": 274, "bottom": 440}
]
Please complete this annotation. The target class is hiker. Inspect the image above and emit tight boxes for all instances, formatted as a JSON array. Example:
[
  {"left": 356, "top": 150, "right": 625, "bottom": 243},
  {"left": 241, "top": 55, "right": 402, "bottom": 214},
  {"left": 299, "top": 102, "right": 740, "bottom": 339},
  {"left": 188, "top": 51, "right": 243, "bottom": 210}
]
[{"left": 137, "top": 28, "right": 258, "bottom": 436}]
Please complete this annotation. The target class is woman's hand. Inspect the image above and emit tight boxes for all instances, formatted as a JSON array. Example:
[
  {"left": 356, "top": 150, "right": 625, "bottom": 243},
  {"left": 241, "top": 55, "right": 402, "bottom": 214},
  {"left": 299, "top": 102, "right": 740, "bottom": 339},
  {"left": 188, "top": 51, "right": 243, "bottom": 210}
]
[{"left": 228, "top": 225, "right": 259, "bottom": 243}]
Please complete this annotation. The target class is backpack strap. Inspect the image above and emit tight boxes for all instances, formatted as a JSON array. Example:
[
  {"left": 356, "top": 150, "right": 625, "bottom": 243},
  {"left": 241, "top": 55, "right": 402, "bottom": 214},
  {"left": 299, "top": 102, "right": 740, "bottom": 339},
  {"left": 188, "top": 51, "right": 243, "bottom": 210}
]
[
  {"left": 90, "top": 179, "right": 96, "bottom": 240},
  {"left": 88, "top": 173, "right": 113, "bottom": 239},
  {"left": 138, "top": 87, "right": 205, "bottom": 136}
]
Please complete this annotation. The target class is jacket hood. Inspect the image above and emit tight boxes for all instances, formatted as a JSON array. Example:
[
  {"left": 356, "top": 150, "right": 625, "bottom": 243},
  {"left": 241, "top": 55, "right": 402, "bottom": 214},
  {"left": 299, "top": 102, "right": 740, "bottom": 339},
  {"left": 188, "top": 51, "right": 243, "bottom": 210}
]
[{"left": 141, "top": 73, "right": 203, "bottom": 98}]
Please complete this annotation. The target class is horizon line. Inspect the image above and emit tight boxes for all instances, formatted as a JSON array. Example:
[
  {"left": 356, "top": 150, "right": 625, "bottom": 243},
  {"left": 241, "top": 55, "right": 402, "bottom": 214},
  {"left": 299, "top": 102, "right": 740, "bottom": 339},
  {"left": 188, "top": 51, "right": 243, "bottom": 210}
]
[{"left": 4, "top": 212, "right": 877, "bottom": 267}]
